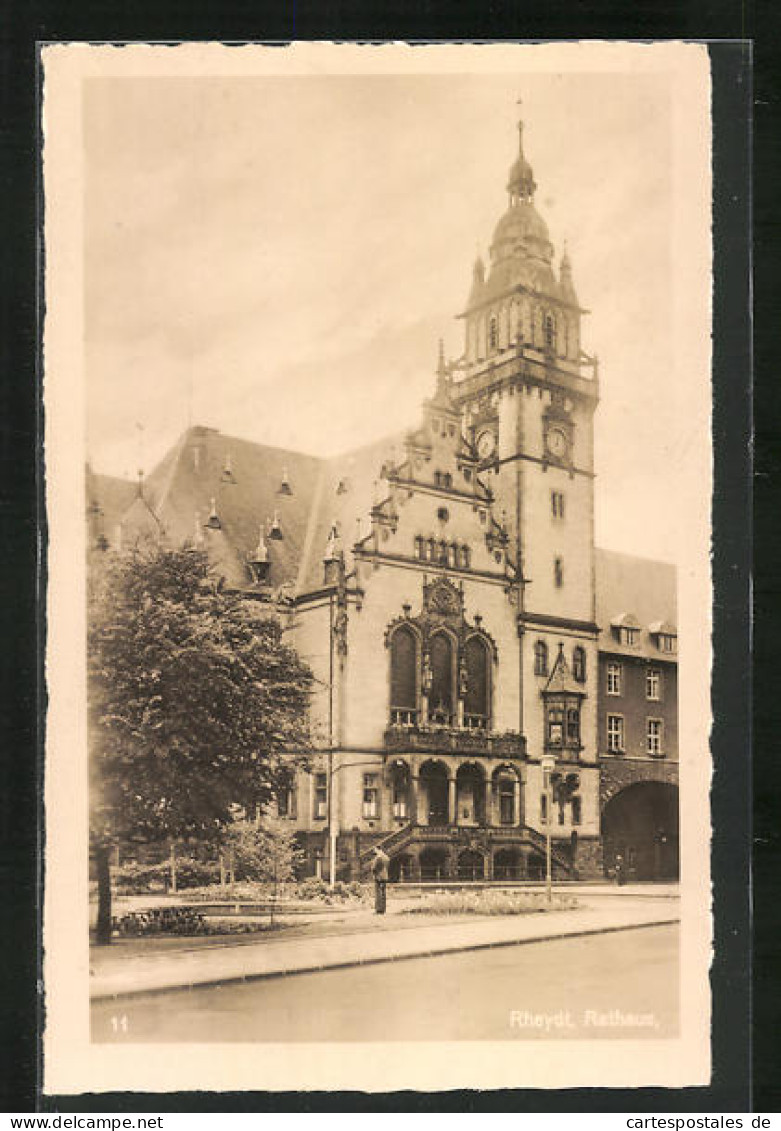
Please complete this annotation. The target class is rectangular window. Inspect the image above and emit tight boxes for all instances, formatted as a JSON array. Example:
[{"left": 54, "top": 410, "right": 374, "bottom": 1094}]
[
  {"left": 277, "top": 783, "right": 296, "bottom": 818},
  {"left": 551, "top": 490, "right": 565, "bottom": 519},
  {"left": 392, "top": 782, "right": 408, "bottom": 819},
  {"left": 566, "top": 707, "right": 580, "bottom": 745},
  {"left": 620, "top": 626, "right": 639, "bottom": 647},
  {"left": 607, "top": 714, "right": 624, "bottom": 753},
  {"left": 540, "top": 793, "right": 548, "bottom": 823},
  {"left": 659, "top": 634, "right": 676, "bottom": 653},
  {"left": 647, "top": 718, "right": 664, "bottom": 756},
  {"left": 606, "top": 662, "right": 622, "bottom": 696},
  {"left": 547, "top": 704, "right": 564, "bottom": 746},
  {"left": 362, "top": 774, "right": 379, "bottom": 819},
  {"left": 314, "top": 773, "right": 327, "bottom": 820},
  {"left": 500, "top": 792, "right": 514, "bottom": 825},
  {"left": 571, "top": 796, "right": 582, "bottom": 825},
  {"left": 554, "top": 556, "right": 564, "bottom": 588},
  {"left": 646, "top": 668, "right": 661, "bottom": 701}
]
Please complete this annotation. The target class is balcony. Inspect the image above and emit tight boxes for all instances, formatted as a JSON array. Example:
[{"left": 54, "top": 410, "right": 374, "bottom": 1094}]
[{"left": 384, "top": 723, "right": 526, "bottom": 758}]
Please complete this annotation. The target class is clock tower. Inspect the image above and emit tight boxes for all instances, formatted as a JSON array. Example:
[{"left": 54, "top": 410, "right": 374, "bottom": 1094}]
[{"left": 449, "top": 107, "right": 600, "bottom": 630}]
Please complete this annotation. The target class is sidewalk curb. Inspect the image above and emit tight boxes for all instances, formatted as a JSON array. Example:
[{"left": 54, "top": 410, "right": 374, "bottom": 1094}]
[{"left": 91, "top": 916, "right": 679, "bottom": 1003}]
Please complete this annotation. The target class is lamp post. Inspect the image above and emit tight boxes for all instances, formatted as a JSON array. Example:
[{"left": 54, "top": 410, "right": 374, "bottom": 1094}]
[{"left": 541, "top": 756, "right": 556, "bottom": 904}]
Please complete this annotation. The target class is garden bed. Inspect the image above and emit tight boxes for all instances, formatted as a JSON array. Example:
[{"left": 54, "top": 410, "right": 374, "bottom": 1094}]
[{"left": 401, "top": 890, "right": 579, "bottom": 916}]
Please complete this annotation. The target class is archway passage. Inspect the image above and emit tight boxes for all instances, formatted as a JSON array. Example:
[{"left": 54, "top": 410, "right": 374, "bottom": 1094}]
[
  {"left": 601, "top": 781, "right": 679, "bottom": 880},
  {"left": 493, "top": 847, "right": 522, "bottom": 880},
  {"left": 419, "top": 847, "right": 448, "bottom": 881},
  {"left": 389, "top": 853, "right": 414, "bottom": 882},
  {"left": 456, "top": 763, "right": 486, "bottom": 827},
  {"left": 419, "top": 761, "right": 449, "bottom": 826}
]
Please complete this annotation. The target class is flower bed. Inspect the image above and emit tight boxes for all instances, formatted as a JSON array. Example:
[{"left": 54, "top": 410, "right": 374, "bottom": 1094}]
[
  {"left": 112, "top": 906, "right": 281, "bottom": 937},
  {"left": 402, "top": 890, "right": 578, "bottom": 917}
]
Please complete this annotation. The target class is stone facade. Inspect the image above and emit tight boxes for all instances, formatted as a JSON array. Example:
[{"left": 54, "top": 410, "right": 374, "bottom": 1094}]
[{"left": 88, "top": 105, "right": 678, "bottom": 884}]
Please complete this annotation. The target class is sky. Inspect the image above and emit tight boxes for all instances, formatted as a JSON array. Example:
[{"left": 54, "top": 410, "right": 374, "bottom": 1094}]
[{"left": 83, "top": 65, "right": 701, "bottom": 561}]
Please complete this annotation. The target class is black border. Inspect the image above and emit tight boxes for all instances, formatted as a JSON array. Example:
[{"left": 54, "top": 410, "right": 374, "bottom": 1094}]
[{"left": 0, "top": 3, "right": 757, "bottom": 1114}]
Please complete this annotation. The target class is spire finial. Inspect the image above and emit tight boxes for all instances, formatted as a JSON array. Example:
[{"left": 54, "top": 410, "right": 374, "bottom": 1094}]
[{"left": 507, "top": 97, "right": 536, "bottom": 202}]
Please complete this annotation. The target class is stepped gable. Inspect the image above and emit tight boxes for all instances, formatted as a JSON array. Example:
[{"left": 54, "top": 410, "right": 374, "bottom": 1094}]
[
  {"left": 594, "top": 547, "right": 677, "bottom": 659},
  {"left": 295, "top": 431, "right": 407, "bottom": 597}
]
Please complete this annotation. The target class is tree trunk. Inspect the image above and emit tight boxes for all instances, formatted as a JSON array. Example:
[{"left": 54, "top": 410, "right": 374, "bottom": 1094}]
[
  {"left": 169, "top": 840, "right": 178, "bottom": 893},
  {"left": 95, "top": 842, "right": 113, "bottom": 946}
]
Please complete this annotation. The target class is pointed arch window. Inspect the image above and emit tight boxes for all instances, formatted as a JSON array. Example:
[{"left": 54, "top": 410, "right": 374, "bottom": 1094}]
[
  {"left": 390, "top": 625, "right": 418, "bottom": 725},
  {"left": 463, "top": 635, "right": 490, "bottom": 729},
  {"left": 428, "top": 632, "right": 455, "bottom": 725}
]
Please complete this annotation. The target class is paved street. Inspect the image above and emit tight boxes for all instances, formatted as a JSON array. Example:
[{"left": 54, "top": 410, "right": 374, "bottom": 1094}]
[{"left": 92, "top": 922, "right": 678, "bottom": 1043}]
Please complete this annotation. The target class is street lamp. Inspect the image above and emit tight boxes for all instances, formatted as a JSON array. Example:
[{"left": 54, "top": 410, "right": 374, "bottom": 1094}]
[{"left": 541, "top": 756, "right": 556, "bottom": 904}]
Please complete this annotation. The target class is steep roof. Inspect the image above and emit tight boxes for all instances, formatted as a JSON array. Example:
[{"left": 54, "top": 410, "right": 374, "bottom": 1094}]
[
  {"left": 152, "top": 426, "right": 323, "bottom": 590},
  {"left": 86, "top": 468, "right": 138, "bottom": 548},
  {"left": 594, "top": 548, "right": 677, "bottom": 660}
]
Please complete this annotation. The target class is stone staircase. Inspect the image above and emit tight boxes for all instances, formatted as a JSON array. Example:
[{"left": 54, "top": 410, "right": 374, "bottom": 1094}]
[{"left": 358, "top": 822, "right": 574, "bottom": 878}]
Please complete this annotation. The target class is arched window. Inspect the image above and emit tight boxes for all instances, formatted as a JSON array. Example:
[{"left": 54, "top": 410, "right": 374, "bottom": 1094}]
[
  {"left": 534, "top": 640, "right": 549, "bottom": 676},
  {"left": 488, "top": 315, "right": 499, "bottom": 352},
  {"left": 464, "top": 636, "right": 490, "bottom": 729},
  {"left": 414, "top": 536, "right": 424, "bottom": 560},
  {"left": 390, "top": 626, "right": 418, "bottom": 725},
  {"left": 429, "top": 633, "right": 455, "bottom": 724},
  {"left": 573, "top": 645, "right": 586, "bottom": 683},
  {"left": 544, "top": 313, "right": 557, "bottom": 352}
]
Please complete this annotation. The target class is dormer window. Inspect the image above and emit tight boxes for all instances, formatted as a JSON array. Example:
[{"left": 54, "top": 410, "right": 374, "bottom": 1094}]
[
  {"left": 649, "top": 621, "right": 677, "bottom": 653},
  {"left": 611, "top": 613, "right": 641, "bottom": 647}
]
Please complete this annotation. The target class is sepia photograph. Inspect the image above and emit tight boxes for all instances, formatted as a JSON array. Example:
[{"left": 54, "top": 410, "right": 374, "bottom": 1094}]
[{"left": 42, "top": 41, "right": 712, "bottom": 1093}]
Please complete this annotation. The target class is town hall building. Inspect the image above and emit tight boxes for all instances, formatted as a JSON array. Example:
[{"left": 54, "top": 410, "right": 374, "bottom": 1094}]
[{"left": 87, "top": 108, "right": 679, "bottom": 883}]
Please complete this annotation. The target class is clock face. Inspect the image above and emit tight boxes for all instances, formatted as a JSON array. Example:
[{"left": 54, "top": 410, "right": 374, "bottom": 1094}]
[
  {"left": 547, "top": 426, "right": 569, "bottom": 459},
  {"left": 476, "top": 429, "right": 496, "bottom": 460}
]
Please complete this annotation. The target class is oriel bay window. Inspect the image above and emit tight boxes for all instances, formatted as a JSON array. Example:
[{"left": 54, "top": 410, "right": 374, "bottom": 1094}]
[{"left": 543, "top": 692, "right": 584, "bottom": 756}]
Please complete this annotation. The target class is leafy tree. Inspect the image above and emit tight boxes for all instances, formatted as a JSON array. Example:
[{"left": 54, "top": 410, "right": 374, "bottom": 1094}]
[
  {"left": 223, "top": 816, "right": 303, "bottom": 885},
  {"left": 88, "top": 543, "right": 313, "bottom": 943}
]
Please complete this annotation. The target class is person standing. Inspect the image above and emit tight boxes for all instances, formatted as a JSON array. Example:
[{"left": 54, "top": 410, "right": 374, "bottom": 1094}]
[
  {"left": 371, "top": 847, "right": 390, "bottom": 914},
  {"left": 614, "top": 852, "right": 626, "bottom": 887}
]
